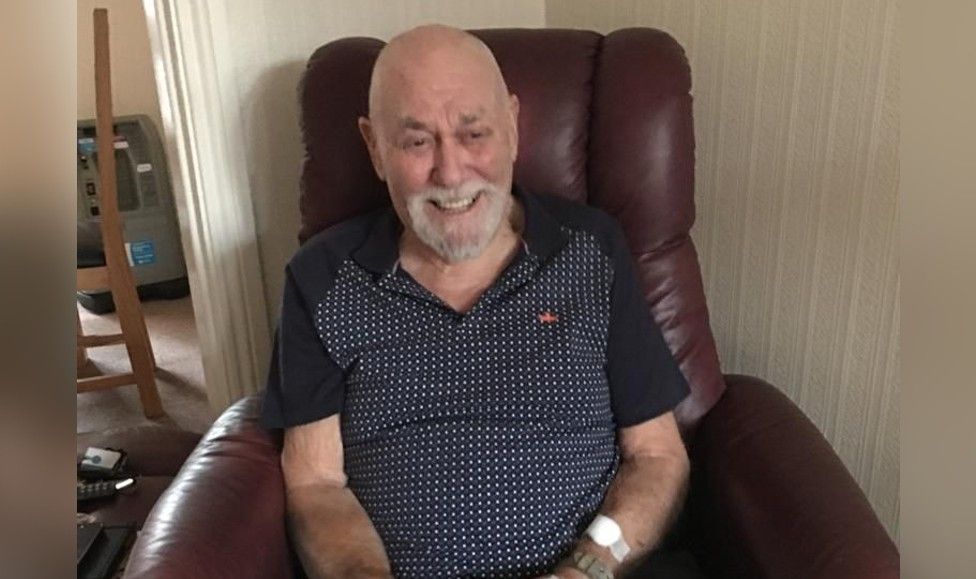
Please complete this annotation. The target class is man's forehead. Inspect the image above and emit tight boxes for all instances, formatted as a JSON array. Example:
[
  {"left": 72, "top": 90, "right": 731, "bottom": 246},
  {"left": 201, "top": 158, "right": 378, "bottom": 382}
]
[{"left": 388, "top": 60, "right": 497, "bottom": 97}]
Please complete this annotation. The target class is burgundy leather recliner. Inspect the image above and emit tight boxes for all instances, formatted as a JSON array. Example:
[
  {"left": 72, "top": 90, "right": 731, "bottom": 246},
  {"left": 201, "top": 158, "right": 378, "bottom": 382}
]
[{"left": 123, "top": 28, "right": 899, "bottom": 578}]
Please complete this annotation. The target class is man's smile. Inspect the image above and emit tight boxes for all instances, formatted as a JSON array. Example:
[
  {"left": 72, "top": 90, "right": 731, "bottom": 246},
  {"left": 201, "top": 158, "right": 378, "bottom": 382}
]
[{"left": 426, "top": 190, "right": 484, "bottom": 215}]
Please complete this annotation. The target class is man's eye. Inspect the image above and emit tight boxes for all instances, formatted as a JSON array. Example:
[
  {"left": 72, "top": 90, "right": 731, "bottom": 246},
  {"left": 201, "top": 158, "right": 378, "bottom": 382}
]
[
  {"left": 468, "top": 131, "right": 485, "bottom": 140},
  {"left": 404, "top": 138, "right": 428, "bottom": 149}
]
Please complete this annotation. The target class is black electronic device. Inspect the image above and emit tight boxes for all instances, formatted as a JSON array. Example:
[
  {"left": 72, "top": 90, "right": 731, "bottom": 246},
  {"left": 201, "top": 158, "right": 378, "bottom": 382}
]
[
  {"left": 77, "top": 478, "right": 134, "bottom": 502},
  {"left": 77, "top": 523, "right": 103, "bottom": 565},
  {"left": 77, "top": 523, "right": 136, "bottom": 579},
  {"left": 78, "top": 446, "right": 129, "bottom": 480}
]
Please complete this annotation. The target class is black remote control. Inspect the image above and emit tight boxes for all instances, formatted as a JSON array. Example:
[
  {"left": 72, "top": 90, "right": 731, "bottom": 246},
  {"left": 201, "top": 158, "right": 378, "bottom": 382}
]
[{"left": 77, "top": 478, "right": 134, "bottom": 502}]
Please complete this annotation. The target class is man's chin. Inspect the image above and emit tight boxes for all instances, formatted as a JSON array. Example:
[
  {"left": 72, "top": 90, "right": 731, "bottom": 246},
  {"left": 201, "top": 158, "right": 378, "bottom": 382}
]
[{"left": 427, "top": 237, "right": 490, "bottom": 263}]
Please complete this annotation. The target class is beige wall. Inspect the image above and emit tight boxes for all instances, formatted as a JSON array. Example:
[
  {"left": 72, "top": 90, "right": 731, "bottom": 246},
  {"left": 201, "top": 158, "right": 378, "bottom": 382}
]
[
  {"left": 201, "top": 0, "right": 545, "bottom": 326},
  {"left": 77, "top": 0, "right": 163, "bottom": 133},
  {"left": 547, "top": 0, "right": 900, "bottom": 539}
]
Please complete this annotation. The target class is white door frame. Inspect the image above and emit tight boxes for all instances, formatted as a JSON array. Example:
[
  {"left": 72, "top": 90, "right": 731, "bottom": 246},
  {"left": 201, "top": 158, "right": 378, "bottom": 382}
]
[{"left": 142, "top": 0, "right": 271, "bottom": 413}]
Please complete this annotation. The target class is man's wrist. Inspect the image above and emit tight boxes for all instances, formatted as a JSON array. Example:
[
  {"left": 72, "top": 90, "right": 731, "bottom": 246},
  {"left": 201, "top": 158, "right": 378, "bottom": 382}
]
[{"left": 584, "top": 514, "right": 631, "bottom": 563}]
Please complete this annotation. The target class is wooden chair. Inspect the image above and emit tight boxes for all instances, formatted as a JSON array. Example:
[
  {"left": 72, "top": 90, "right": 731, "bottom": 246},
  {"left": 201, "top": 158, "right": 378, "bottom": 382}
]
[{"left": 76, "top": 8, "right": 163, "bottom": 419}]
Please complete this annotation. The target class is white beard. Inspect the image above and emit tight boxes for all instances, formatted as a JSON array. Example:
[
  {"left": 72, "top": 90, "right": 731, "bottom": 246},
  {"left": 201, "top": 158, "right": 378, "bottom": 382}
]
[{"left": 405, "top": 179, "right": 510, "bottom": 263}]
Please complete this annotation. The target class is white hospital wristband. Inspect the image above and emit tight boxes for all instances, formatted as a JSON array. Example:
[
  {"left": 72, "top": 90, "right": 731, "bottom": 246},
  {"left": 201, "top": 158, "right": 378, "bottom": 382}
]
[{"left": 584, "top": 514, "right": 631, "bottom": 563}]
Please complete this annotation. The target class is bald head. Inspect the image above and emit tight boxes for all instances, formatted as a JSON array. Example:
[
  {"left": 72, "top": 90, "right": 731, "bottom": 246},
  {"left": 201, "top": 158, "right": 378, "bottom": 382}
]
[{"left": 367, "top": 25, "right": 510, "bottom": 120}]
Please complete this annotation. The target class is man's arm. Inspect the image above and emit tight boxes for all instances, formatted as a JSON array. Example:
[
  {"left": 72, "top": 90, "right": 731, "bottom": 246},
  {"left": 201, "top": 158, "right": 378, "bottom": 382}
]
[
  {"left": 554, "top": 411, "right": 690, "bottom": 578},
  {"left": 282, "top": 415, "right": 393, "bottom": 579}
]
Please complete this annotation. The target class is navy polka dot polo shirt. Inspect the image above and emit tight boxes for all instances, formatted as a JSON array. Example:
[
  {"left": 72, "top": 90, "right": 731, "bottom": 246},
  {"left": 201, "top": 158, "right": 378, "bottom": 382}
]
[{"left": 262, "top": 187, "right": 690, "bottom": 578}]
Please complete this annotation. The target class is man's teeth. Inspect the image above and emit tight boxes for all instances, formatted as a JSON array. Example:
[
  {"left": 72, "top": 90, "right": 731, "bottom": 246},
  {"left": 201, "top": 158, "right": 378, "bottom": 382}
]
[{"left": 434, "top": 195, "right": 477, "bottom": 210}]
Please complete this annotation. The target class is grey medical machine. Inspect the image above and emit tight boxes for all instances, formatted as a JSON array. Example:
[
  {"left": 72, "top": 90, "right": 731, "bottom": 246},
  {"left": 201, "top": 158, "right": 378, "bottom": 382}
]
[{"left": 77, "top": 114, "right": 189, "bottom": 313}]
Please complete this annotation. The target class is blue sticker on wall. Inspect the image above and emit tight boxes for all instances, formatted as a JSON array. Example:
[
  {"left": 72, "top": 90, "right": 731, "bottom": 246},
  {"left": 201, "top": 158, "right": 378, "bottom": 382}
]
[{"left": 128, "top": 240, "right": 156, "bottom": 266}]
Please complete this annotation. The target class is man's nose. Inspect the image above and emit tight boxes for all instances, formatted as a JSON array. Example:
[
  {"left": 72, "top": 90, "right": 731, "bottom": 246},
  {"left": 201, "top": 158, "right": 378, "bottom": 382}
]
[{"left": 431, "top": 139, "right": 464, "bottom": 188}]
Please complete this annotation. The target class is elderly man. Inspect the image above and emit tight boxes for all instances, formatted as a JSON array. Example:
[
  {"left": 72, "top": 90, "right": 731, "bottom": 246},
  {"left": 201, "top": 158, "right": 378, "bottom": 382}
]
[{"left": 261, "top": 25, "right": 691, "bottom": 579}]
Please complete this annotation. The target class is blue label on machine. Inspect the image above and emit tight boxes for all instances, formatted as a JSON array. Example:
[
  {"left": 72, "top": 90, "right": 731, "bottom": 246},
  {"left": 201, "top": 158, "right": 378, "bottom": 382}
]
[
  {"left": 78, "top": 137, "right": 97, "bottom": 154},
  {"left": 128, "top": 240, "right": 156, "bottom": 266}
]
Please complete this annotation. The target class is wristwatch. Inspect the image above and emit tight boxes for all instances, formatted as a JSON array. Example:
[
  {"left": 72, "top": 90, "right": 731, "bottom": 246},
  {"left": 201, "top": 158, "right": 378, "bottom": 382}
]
[
  {"left": 584, "top": 514, "right": 631, "bottom": 562},
  {"left": 563, "top": 550, "right": 614, "bottom": 579}
]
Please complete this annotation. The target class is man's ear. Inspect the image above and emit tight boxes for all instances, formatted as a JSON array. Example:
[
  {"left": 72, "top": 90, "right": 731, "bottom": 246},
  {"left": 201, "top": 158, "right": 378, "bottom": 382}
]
[
  {"left": 507, "top": 94, "right": 520, "bottom": 162},
  {"left": 358, "top": 116, "right": 386, "bottom": 182}
]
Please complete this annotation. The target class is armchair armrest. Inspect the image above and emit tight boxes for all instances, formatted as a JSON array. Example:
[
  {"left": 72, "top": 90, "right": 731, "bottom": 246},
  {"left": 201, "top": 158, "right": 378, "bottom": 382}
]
[
  {"left": 689, "top": 374, "right": 898, "bottom": 578},
  {"left": 124, "top": 395, "right": 294, "bottom": 578}
]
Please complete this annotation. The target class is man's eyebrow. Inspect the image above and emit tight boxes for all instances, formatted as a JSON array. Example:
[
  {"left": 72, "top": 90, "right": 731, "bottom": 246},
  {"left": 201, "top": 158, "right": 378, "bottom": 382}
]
[
  {"left": 399, "top": 111, "right": 485, "bottom": 131},
  {"left": 400, "top": 116, "right": 432, "bottom": 131}
]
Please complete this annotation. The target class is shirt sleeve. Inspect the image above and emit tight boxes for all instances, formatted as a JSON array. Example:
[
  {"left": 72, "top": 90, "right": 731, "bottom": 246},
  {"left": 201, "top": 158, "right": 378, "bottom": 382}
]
[
  {"left": 605, "top": 225, "right": 690, "bottom": 427},
  {"left": 260, "top": 265, "right": 345, "bottom": 429}
]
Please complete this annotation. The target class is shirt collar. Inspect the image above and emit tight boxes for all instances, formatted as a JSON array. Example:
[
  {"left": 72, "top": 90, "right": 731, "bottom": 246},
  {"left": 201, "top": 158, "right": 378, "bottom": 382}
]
[{"left": 351, "top": 184, "right": 569, "bottom": 275}]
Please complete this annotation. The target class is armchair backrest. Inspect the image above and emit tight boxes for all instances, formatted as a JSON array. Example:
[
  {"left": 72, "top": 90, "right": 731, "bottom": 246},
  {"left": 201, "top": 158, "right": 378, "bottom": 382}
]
[{"left": 298, "top": 28, "right": 724, "bottom": 430}]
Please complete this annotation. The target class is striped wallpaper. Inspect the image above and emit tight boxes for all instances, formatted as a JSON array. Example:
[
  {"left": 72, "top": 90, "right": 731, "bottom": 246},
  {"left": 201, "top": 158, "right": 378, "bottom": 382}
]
[{"left": 547, "top": 0, "right": 900, "bottom": 540}]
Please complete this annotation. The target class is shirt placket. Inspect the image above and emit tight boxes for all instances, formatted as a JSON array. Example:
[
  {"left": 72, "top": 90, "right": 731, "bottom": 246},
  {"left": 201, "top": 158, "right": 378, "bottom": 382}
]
[{"left": 462, "top": 254, "right": 539, "bottom": 323}]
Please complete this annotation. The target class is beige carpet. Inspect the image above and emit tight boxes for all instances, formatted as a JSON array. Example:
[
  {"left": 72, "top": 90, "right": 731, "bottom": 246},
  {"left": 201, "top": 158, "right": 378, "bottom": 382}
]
[{"left": 77, "top": 295, "right": 215, "bottom": 435}]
